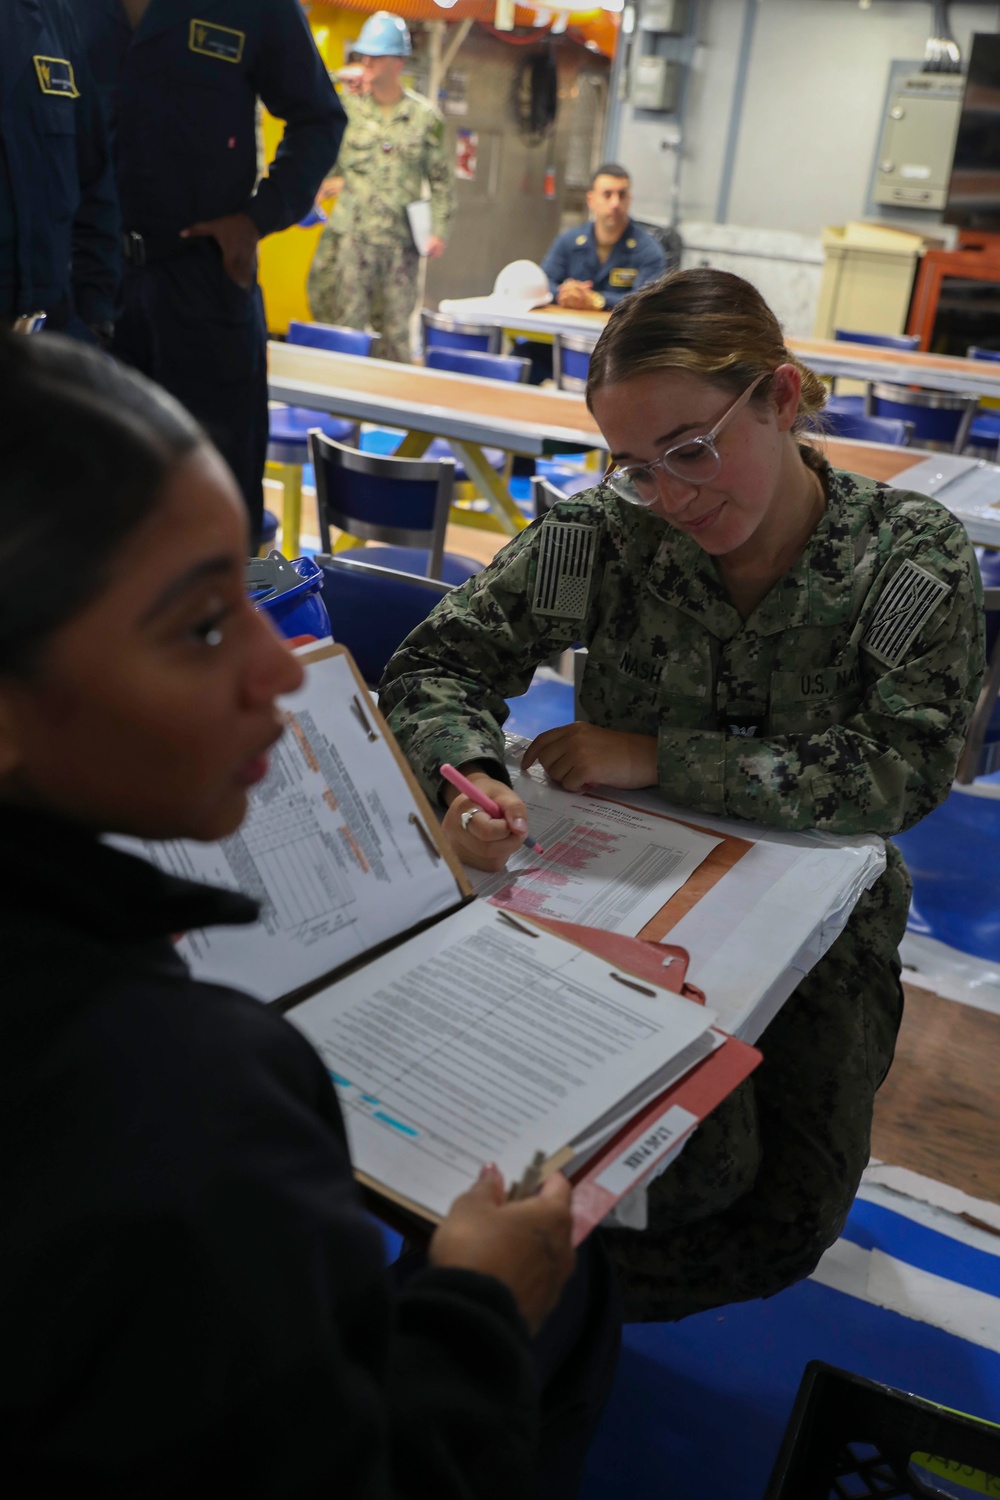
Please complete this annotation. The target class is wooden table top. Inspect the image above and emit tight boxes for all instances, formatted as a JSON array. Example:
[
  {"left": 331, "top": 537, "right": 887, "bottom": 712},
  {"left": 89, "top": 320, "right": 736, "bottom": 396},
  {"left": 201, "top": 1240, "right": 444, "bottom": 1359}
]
[
  {"left": 787, "top": 337, "right": 1000, "bottom": 398},
  {"left": 819, "top": 436, "right": 920, "bottom": 485},
  {"left": 268, "top": 341, "right": 604, "bottom": 453},
  {"left": 432, "top": 308, "right": 1000, "bottom": 397}
]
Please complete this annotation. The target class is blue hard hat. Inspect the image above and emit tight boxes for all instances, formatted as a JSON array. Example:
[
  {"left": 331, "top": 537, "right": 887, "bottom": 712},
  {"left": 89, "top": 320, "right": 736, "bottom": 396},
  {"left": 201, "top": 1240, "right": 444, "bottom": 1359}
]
[{"left": 355, "top": 11, "right": 411, "bottom": 58}]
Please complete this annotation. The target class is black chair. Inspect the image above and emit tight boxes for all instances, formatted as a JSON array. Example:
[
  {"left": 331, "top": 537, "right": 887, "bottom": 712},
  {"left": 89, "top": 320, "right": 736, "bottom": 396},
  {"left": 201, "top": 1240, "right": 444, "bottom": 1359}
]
[
  {"left": 632, "top": 220, "right": 682, "bottom": 273},
  {"left": 766, "top": 1361, "right": 1000, "bottom": 1499}
]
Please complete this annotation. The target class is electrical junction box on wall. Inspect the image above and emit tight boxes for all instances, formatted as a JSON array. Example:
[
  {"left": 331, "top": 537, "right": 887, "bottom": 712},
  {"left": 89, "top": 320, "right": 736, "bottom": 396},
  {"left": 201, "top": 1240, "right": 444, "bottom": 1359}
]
[
  {"left": 633, "top": 54, "right": 681, "bottom": 112},
  {"left": 874, "top": 72, "right": 965, "bottom": 210},
  {"left": 638, "top": 0, "right": 689, "bottom": 35}
]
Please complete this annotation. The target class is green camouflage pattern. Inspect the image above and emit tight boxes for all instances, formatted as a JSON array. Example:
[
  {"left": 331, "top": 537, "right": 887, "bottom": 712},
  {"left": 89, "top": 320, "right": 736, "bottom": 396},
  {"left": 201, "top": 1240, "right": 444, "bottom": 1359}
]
[
  {"left": 325, "top": 89, "right": 454, "bottom": 244},
  {"left": 308, "top": 233, "right": 417, "bottom": 363},
  {"left": 601, "top": 846, "right": 911, "bottom": 1320},
  {"left": 307, "top": 89, "right": 454, "bottom": 362},
  {"left": 380, "top": 461, "right": 983, "bottom": 835},
  {"left": 380, "top": 459, "right": 985, "bottom": 1320}
]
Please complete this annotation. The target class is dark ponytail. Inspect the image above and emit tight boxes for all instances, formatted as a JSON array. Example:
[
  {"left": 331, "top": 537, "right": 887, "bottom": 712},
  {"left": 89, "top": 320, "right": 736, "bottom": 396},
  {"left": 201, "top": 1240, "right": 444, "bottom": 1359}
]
[{"left": 0, "top": 332, "right": 203, "bottom": 674}]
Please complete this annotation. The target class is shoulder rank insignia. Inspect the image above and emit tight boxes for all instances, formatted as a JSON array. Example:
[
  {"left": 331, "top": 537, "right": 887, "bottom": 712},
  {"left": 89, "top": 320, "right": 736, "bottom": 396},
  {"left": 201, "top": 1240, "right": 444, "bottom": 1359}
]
[
  {"left": 189, "top": 19, "right": 245, "bottom": 63},
  {"left": 626, "top": 238, "right": 636, "bottom": 248},
  {"left": 533, "top": 520, "right": 597, "bottom": 619},
  {"left": 575, "top": 234, "right": 587, "bottom": 245},
  {"left": 862, "top": 559, "right": 949, "bottom": 666},
  {"left": 34, "top": 57, "right": 78, "bottom": 98}
]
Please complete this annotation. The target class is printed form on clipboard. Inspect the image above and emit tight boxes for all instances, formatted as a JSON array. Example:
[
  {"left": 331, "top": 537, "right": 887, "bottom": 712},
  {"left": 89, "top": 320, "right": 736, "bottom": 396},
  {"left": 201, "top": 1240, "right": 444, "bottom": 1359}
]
[{"left": 118, "top": 644, "right": 759, "bottom": 1243}]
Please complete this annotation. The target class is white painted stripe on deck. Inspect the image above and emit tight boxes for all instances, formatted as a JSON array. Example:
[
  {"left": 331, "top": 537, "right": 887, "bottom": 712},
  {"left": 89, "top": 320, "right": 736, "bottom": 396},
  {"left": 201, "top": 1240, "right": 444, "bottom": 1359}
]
[
  {"left": 900, "top": 931, "right": 1000, "bottom": 1017},
  {"left": 860, "top": 1163, "right": 1000, "bottom": 1254},
  {"left": 811, "top": 1239, "right": 1000, "bottom": 1354}
]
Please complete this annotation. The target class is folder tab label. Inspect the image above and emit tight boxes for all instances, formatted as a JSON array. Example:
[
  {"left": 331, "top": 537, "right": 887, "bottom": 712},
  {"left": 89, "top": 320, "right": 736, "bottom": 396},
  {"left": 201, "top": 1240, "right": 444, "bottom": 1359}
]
[{"left": 595, "top": 1105, "right": 698, "bottom": 1195}]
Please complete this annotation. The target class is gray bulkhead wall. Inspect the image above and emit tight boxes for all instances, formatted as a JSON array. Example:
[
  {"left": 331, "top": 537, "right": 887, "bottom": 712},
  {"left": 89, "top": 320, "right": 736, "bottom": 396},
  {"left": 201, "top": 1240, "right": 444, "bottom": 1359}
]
[{"left": 419, "top": 28, "right": 611, "bottom": 306}]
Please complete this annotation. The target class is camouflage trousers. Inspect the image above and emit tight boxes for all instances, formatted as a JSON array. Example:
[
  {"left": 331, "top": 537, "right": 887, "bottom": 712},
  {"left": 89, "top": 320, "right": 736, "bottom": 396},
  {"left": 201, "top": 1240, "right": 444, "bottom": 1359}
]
[
  {"left": 307, "top": 227, "right": 419, "bottom": 363},
  {"left": 601, "top": 846, "right": 911, "bottom": 1322}
]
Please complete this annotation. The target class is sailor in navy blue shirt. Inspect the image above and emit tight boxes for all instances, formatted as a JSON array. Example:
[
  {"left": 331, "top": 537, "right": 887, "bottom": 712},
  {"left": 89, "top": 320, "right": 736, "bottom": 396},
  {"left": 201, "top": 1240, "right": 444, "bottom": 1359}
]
[
  {"left": 0, "top": 0, "right": 120, "bottom": 340},
  {"left": 542, "top": 163, "right": 666, "bottom": 312},
  {"left": 78, "top": 0, "right": 345, "bottom": 544}
]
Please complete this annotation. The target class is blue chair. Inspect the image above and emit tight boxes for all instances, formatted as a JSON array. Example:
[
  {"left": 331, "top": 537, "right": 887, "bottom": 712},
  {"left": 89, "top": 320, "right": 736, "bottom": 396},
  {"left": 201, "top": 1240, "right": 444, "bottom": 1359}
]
[
  {"left": 308, "top": 429, "right": 482, "bottom": 585},
  {"left": 965, "top": 346, "right": 1000, "bottom": 457},
  {"left": 833, "top": 328, "right": 921, "bottom": 351},
  {"left": 892, "top": 551, "right": 1000, "bottom": 959},
  {"left": 423, "top": 347, "right": 529, "bottom": 481},
  {"left": 425, "top": 347, "right": 529, "bottom": 383},
  {"left": 268, "top": 321, "right": 375, "bottom": 457},
  {"left": 818, "top": 410, "right": 913, "bottom": 446},
  {"left": 553, "top": 333, "right": 592, "bottom": 393},
  {"left": 421, "top": 308, "right": 501, "bottom": 355},
  {"left": 258, "top": 507, "right": 279, "bottom": 555},
  {"left": 268, "top": 321, "right": 378, "bottom": 553},
  {"left": 317, "top": 553, "right": 452, "bottom": 686},
  {"left": 956, "top": 547, "right": 1000, "bottom": 779},
  {"left": 286, "top": 320, "right": 373, "bottom": 358},
  {"left": 870, "top": 382, "right": 978, "bottom": 452},
  {"left": 828, "top": 329, "right": 922, "bottom": 416}
]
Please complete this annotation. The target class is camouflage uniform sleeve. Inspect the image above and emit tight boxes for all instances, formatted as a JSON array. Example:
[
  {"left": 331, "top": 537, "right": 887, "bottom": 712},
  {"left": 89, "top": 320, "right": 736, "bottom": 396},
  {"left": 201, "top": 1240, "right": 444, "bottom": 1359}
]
[
  {"left": 423, "top": 108, "right": 455, "bottom": 241},
  {"left": 658, "top": 513, "right": 985, "bottom": 834},
  {"left": 379, "top": 502, "right": 607, "bottom": 806}
]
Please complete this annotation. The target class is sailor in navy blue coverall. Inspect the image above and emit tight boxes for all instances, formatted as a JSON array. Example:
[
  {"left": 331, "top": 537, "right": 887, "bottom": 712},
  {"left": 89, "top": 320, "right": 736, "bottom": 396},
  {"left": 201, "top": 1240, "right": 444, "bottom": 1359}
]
[
  {"left": 79, "top": 0, "right": 345, "bottom": 543},
  {"left": 0, "top": 0, "right": 119, "bottom": 340},
  {"left": 521, "top": 164, "right": 665, "bottom": 386},
  {"left": 542, "top": 218, "right": 665, "bottom": 312}
]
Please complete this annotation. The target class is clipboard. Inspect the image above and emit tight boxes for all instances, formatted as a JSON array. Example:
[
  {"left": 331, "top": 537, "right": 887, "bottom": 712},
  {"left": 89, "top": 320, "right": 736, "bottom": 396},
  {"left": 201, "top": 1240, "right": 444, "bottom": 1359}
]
[{"left": 123, "top": 643, "right": 760, "bottom": 1238}]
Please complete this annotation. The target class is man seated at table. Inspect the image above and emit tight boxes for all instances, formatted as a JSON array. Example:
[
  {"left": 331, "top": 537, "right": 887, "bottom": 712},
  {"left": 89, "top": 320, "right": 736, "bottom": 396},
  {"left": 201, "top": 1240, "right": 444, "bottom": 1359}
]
[
  {"left": 544, "top": 163, "right": 666, "bottom": 313},
  {"left": 519, "top": 163, "right": 666, "bottom": 386}
]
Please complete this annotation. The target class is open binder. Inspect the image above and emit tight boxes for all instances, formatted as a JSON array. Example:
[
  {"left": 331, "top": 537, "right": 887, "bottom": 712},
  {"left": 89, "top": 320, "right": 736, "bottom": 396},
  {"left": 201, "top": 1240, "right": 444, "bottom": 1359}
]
[{"left": 124, "top": 644, "right": 760, "bottom": 1243}]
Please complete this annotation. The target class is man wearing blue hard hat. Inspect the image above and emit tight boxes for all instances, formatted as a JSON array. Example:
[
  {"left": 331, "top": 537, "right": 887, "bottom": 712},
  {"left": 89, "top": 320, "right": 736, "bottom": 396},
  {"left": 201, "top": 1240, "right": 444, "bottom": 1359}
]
[{"left": 308, "top": 11, "right": 455, "bottom": 363}]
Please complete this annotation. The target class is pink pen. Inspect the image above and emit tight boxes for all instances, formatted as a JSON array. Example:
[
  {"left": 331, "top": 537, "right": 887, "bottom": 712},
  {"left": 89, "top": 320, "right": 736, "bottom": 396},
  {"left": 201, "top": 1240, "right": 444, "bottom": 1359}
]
[{"left": 440, "top": 763, "right": 545, "bottom": 855}]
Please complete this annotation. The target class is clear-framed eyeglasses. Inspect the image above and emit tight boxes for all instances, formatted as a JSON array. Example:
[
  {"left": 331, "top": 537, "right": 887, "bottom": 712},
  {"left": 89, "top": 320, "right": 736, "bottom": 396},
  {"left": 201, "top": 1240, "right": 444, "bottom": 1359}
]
[{"left": 602, "top": 372, "right": 769, "bottom": 507}]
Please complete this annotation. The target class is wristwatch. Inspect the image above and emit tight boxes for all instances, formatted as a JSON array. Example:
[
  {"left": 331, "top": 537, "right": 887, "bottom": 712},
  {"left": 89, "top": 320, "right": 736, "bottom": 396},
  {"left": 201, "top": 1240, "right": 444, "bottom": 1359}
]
[{"left": 591, "top": 292, "right": 606, "bottom": 311}]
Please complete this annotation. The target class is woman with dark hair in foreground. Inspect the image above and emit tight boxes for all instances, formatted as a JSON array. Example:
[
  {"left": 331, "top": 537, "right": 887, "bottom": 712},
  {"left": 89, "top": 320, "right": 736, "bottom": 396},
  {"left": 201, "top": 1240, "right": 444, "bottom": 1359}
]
[
  {"left": 0, "top": 331, "right": 618, "bottom": 1498},
  {"left": 380, "top": 268, "right": 985, "bottom": 1324}
]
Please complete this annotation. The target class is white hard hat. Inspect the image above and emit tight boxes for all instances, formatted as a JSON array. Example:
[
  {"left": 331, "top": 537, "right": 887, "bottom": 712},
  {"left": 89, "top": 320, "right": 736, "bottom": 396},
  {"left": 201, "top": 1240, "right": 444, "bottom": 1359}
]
[{"left": 489, "top": 260, "right": 551, "bottom": 313}]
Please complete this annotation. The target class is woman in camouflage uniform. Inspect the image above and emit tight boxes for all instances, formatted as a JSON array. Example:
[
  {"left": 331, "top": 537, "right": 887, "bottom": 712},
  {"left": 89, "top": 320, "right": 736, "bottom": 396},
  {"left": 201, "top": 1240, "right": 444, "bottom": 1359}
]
[{"left": 379, "top": 269, "right": 985, "bottom": 1321}]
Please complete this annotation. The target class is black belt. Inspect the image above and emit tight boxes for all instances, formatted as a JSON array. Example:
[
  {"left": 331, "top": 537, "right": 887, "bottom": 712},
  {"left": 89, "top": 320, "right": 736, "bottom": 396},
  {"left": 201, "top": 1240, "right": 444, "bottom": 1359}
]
[{"left": 121, "top": 230, "right": 210, "bottom": 267}]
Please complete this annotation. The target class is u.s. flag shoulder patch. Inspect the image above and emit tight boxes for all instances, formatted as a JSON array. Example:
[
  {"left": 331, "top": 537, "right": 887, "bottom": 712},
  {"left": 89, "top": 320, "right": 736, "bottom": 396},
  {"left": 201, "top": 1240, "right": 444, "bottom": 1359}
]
[
  {"left": 862, "top": 559, "right": 950, "bottom": 667},
  {"left": 532, "top": 520, "right": 596, "bottom": 619}
]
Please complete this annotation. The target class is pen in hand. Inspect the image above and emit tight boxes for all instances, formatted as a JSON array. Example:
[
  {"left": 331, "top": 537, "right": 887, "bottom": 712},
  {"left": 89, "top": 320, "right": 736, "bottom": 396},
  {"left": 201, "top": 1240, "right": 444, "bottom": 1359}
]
[{"left": 440, "top": 763, "right": 545, "bottom": 856}]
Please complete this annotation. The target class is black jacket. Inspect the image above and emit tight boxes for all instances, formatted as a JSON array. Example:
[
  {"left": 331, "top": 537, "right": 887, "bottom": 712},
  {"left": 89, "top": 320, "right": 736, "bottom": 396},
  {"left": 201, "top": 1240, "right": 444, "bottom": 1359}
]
[
  {"left": 0, "top": 0, "right": 120, "bottom": 327},
  {"left": 0, "top": 808, "right": 536, "bottom": 1497},
  {"left": 78, "top": 0, "right": 346, "bottom": 240}
]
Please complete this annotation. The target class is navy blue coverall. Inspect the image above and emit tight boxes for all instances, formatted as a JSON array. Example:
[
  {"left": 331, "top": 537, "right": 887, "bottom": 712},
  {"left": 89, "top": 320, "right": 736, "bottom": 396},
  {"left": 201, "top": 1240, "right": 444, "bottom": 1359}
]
[
  {"left": 518, "top": 220, "right": 667, "bottom": 386},
  {"left": 0, "top": 0, "right": 120, "bottom": 337},
  {"left": 79, "top": 0, "right": 345, "bottom": 542},
  {"left": 541, "top": 220, "right": 666, "bottom": 309}
]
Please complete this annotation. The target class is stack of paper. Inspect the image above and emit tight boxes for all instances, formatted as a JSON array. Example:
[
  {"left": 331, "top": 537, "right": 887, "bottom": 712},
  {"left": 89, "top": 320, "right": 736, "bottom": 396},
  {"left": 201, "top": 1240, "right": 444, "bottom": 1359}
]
[
  {"left": 119, "top": 646, "right": 759, "bottom": 1242},
  {"left": 494, "top": 746, "right": 886, "bottom": 1044}
]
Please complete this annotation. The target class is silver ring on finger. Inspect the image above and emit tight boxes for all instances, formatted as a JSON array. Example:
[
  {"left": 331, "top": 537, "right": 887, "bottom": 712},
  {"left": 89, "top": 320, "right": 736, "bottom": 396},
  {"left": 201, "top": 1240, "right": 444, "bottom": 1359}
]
[{"left": 460, "top": 807, "right": 481, "bottom": 832}]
